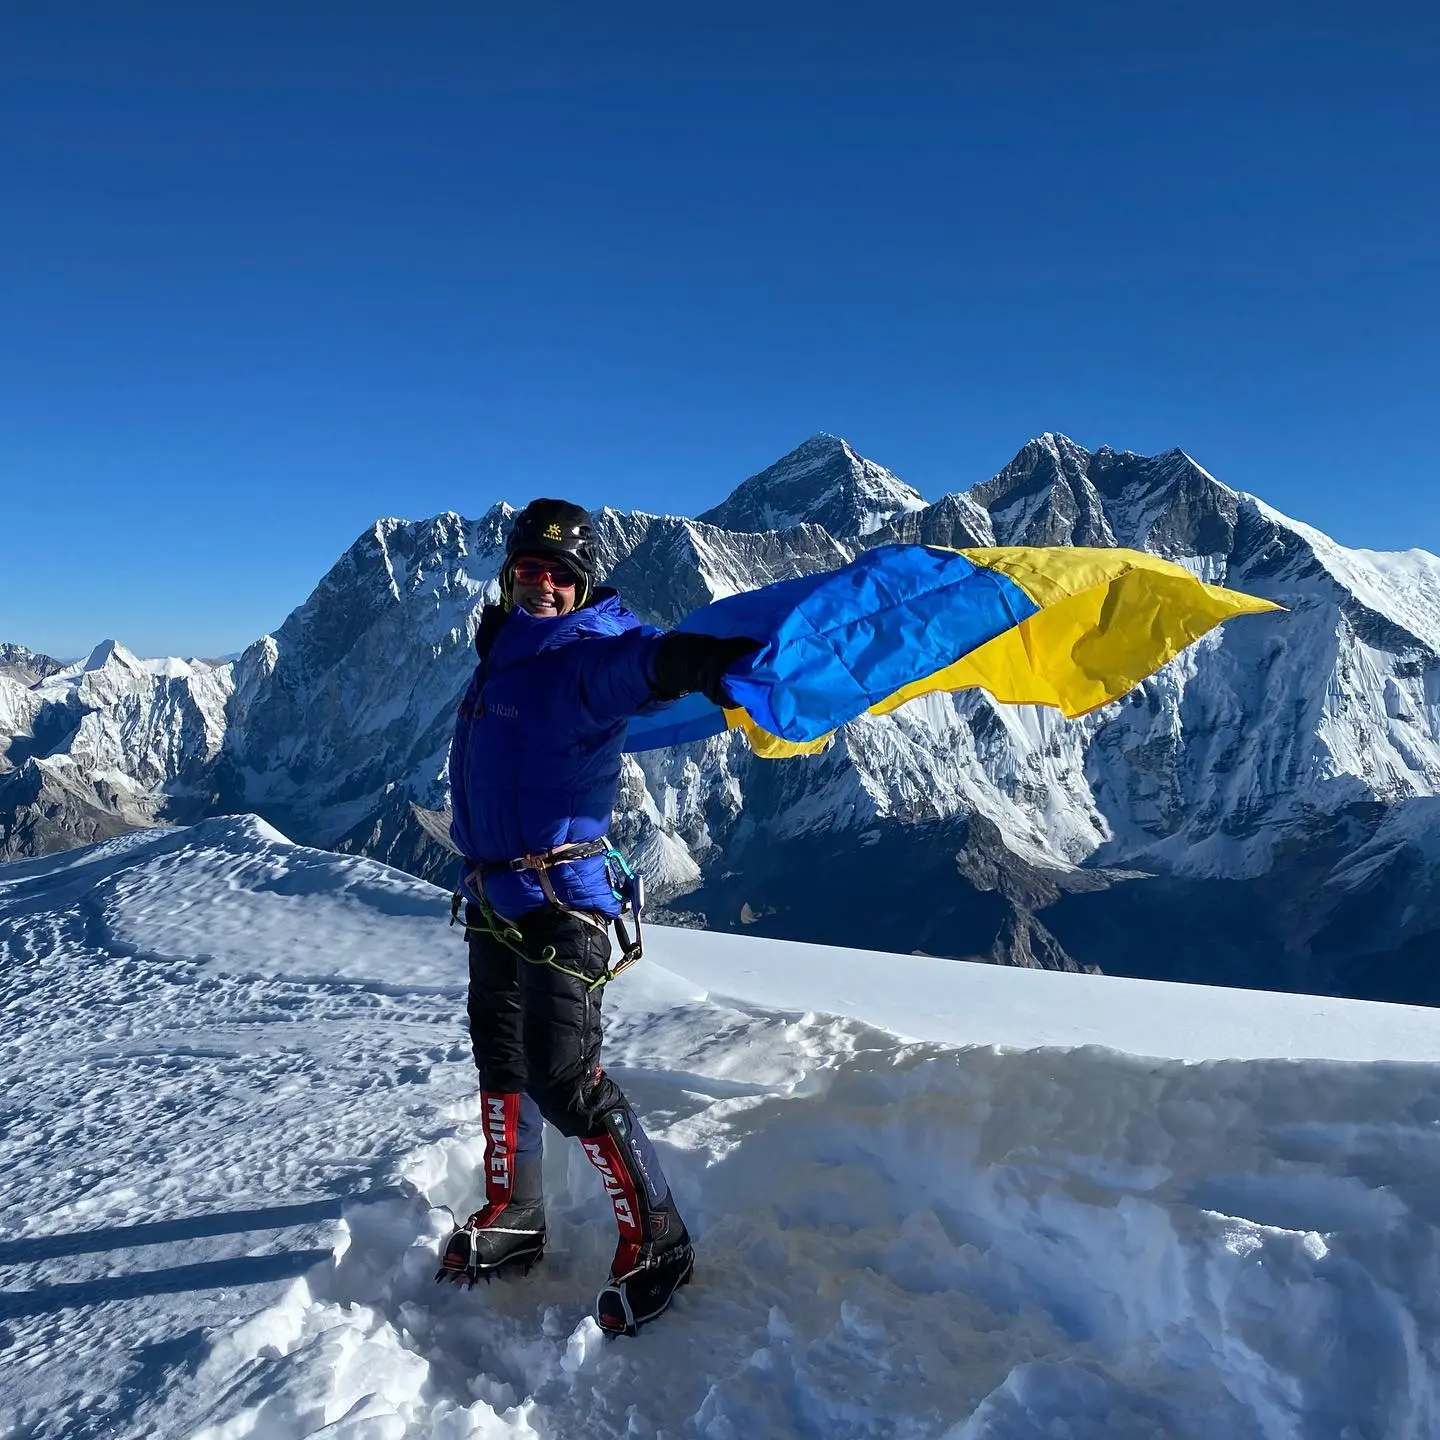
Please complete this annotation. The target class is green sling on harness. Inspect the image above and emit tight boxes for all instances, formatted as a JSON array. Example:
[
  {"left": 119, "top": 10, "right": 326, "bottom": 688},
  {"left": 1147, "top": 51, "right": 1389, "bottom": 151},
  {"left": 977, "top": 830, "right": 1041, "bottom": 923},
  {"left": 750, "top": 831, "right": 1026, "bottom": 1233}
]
[{"left": 450, "top": 837, "right": 646, "bottom": 992}]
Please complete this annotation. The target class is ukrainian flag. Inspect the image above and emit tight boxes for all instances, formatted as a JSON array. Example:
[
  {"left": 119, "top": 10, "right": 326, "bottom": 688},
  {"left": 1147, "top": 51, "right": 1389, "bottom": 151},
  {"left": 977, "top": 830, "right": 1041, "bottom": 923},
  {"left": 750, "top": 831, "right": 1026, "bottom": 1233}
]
[{"left": 624, "top": 544, "right": 1281, "bottom": 759}]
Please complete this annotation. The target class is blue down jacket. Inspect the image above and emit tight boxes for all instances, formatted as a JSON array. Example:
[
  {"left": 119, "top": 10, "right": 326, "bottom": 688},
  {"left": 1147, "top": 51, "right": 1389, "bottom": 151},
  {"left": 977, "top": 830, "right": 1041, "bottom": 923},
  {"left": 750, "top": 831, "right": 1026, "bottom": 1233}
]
[{"left": 448, "top": 591, "right": 664, "bottom": 917}]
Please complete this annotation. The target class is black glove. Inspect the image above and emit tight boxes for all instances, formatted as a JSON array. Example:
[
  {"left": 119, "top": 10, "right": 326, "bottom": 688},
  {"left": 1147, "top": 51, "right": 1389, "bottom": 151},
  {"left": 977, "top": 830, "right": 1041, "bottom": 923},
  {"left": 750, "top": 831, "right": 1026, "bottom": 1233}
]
[{"left": 651, "top": 633, "right": 762, "bottom": 708}]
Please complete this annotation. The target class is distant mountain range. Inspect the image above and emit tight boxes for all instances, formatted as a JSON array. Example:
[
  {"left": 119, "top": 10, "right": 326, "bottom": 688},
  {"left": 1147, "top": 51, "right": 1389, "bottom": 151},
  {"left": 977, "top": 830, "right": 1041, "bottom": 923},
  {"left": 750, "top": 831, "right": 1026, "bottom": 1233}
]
[
  {"left": 0, "top": 643, "right": 65, "bottom": 687},
  {"left": 5, "top": 432, "right": 1439, "bottom": 1005}
]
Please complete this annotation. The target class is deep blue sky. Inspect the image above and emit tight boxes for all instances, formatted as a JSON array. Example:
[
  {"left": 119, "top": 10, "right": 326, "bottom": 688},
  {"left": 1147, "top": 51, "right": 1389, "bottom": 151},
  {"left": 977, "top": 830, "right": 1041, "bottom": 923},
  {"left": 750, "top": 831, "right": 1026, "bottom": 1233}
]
[{"left": 3, "top": 2, "right": 1437, "bottom": 657}]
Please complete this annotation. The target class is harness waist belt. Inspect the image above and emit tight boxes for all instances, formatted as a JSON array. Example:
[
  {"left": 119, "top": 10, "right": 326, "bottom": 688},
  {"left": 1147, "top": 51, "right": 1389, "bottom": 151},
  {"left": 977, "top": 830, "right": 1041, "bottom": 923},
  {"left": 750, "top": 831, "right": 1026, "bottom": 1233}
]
[
  {"left": 456, "top": 834, "right": 645, "bottom": 984},
  {"left": 480, "top": 838, "right": 613, "bottom": 876}
]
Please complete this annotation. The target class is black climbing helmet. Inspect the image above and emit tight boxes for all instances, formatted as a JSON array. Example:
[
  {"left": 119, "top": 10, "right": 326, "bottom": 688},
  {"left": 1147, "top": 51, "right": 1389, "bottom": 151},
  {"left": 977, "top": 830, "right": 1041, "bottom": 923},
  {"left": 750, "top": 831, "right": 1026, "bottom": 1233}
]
[{"left": 502, "top": 498, "right": 598, "bottom": 604}]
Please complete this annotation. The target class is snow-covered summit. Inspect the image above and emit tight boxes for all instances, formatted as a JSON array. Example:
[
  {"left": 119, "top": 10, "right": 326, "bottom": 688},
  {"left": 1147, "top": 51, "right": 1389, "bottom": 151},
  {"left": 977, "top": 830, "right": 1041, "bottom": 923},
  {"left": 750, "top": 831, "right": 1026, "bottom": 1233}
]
[
  {"left": 83, "top": 637, "right": 135, "bottom": 673},
  {"left": 698, "top": 433, "right": 926, "bottom": 538},
  {"left": 6, "top": 821, "right": 1440, "bottom": 1438},
  {"left": 873, "top": 433, "right": 1243, "bottom": 560}
]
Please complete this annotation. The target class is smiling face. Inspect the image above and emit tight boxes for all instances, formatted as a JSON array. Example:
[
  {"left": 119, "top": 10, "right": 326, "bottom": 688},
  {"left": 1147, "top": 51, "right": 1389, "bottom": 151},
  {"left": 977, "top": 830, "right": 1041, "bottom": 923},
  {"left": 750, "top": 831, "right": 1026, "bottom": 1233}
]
[{"left": 510, "top": 554, "right": 581, "bottom": 617}]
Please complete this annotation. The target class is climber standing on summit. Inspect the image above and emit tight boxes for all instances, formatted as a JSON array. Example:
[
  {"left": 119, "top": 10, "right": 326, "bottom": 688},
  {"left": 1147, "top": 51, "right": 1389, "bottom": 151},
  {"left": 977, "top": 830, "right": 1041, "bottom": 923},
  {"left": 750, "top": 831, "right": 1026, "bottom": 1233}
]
[{"left": 439, "top": 498, "right": 757, "bottom": 1335}]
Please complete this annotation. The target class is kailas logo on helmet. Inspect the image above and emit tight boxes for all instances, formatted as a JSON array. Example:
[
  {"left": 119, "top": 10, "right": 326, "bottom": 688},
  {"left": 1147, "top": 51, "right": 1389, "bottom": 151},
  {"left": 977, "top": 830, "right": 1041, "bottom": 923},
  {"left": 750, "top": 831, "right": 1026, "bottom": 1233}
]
[{"left": 543, "top": 523, "right": 564, "bottom": 540}]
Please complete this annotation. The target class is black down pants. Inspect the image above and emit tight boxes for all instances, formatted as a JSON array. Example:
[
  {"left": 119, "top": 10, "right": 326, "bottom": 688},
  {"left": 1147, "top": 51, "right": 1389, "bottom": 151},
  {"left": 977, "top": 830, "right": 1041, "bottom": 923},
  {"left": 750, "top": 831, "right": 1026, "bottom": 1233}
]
[{"left": 465, "top": 902, "right": 626, "bottom": 1138}]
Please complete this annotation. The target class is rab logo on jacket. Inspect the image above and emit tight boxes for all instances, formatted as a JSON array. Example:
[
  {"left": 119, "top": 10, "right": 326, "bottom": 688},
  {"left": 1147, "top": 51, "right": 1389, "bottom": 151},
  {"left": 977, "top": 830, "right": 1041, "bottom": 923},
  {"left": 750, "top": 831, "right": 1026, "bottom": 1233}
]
[
  {"left": 582, "top": 1139, "right": 635, "bottom": 1227},
  {"left": 486, "top": 1097, "right": 511, "bottom": 1192}
]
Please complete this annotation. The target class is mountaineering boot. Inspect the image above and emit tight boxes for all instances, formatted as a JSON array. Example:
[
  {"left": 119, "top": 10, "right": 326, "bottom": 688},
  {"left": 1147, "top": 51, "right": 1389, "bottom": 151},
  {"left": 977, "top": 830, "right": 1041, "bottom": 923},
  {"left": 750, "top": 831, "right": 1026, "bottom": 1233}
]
[
  {"left": 437, "top": 1090, "right": 546, "bottom": 1284},
  {"left": 582, "top": 1100, "right": 695, "bottom": 1335},
  {"left": 594, "top": 1216, "right": 694, "bottom": 1337},
  {"left": 437, "top": 1196, "right": 546, "bottom": 1283}
]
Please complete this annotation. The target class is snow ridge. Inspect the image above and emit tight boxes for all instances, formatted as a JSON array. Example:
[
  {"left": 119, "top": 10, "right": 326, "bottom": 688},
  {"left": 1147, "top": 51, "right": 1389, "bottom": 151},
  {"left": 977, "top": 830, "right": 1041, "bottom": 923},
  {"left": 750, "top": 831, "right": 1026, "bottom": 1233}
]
[{"left": 6, "top": 822, "right": 1440, "bottom": 1439}]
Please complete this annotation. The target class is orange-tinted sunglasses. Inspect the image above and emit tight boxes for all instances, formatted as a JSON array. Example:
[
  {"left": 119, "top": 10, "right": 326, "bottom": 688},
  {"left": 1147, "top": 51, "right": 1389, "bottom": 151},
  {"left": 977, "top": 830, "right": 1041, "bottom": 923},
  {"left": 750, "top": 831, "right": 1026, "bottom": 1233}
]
[{"left": 513, "top": 558, "right": 579, "bottom": 589}]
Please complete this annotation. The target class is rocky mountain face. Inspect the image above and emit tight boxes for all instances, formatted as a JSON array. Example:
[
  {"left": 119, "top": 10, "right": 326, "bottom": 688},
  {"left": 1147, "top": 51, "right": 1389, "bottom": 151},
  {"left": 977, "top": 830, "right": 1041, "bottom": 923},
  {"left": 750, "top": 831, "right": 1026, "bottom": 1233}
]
[
  {"left": 0, "top": 643, "right": 65, "bottom": 686},
  {"left": 4, "top": 431, "right": 1439, "bottom": 1005}
]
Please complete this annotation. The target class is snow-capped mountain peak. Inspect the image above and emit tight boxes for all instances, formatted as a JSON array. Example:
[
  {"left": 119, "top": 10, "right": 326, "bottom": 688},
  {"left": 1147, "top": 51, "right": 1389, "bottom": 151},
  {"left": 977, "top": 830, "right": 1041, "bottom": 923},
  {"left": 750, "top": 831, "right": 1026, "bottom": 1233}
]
[
  {"left": 83, "top": 637, "right": 143, "bottom": 674},
  {"left": 957, "top": 433, "right": 1243, "bottom": 560},
  {"left": 697, "top": 432, "right": 926, "bottom": 538},
  {"left": 965, "top": 432, "right": 1115, "bottom": 548},
  {"left": 0, "top": 643, "right": 64, "bottom": 686}
]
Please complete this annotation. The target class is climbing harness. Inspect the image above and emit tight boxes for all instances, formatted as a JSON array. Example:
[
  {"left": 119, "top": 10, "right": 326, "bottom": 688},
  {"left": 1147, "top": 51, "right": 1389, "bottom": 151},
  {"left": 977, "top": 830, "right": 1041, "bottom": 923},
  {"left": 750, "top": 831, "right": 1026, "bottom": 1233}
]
[{"left": 449, "top": 837, "right": 646, "bottom": 990}]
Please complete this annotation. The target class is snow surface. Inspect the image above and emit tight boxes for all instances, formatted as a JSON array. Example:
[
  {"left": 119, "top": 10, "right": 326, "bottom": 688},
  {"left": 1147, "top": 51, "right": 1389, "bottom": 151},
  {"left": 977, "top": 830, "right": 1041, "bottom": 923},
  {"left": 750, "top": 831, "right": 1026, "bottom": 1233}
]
[{"left": 6, "top": 820, "right": 1440, "bottom": 1439}]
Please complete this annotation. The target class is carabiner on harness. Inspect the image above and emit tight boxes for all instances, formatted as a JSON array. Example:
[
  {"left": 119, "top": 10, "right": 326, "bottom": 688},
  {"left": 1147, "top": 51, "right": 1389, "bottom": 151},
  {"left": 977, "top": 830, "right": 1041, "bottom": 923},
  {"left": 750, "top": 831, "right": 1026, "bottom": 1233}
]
[
  {"left": 450, "top": 836, "right": 647, "bottom": 984},
  {"left": 602, "top": 845, "right": 646, "bottom": 978}
]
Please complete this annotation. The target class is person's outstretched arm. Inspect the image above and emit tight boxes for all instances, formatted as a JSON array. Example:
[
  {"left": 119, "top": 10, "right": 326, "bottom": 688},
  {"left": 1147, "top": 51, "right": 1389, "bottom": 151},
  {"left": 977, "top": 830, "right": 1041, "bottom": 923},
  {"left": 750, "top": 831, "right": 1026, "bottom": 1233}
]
[{"left": 575, "top": 630, "right": 760, "bottom": 729}]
